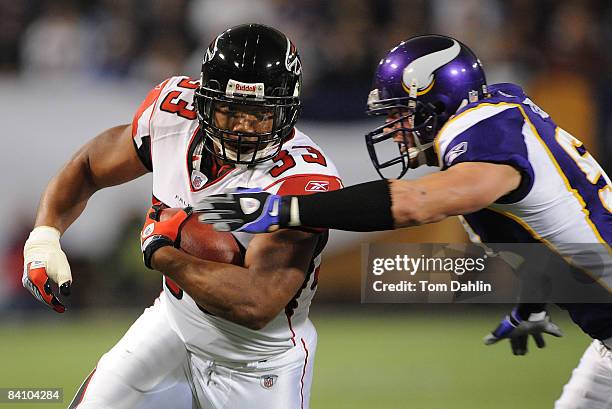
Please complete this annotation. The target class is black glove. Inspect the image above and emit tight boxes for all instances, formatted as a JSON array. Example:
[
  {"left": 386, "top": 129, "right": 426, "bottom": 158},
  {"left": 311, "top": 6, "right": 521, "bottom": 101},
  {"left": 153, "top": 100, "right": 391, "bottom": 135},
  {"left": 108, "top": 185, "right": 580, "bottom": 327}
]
[
  {"left": 483, "top": 307, "right": 563, "bottom": 355},
  {"left": 197, "top": 188, "right": 292, "bottom": 233}
]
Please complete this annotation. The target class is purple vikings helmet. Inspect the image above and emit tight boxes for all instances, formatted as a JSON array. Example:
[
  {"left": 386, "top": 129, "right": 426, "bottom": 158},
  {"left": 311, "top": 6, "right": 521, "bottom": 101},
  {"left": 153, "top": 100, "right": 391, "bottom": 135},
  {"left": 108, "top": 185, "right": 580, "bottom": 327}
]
[{"left": 365, "top": 35, "right": 487, "bottom": 179}]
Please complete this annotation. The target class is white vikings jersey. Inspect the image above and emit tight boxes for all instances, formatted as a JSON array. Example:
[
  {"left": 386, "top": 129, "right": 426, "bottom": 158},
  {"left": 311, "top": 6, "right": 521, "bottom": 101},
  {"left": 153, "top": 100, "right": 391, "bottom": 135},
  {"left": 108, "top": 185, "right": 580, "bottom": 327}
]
[
  {"left": 132, "top": 76, "right": 342, "bottom": 361},
  {"left": 435, "top": 83, "right": 612, "bottom": 340}
]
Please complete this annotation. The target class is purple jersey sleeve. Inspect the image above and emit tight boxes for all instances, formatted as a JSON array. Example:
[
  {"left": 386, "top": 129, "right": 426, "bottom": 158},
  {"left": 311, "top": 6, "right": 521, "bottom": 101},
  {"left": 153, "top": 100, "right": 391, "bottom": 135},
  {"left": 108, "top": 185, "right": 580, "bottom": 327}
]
[{"left": 441, "top": 107, "right": 535, "bottom": 203}]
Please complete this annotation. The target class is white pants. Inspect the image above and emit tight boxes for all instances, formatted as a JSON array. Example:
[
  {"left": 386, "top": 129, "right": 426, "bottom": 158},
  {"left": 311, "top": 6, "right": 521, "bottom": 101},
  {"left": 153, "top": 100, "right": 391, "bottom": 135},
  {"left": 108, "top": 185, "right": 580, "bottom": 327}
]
[
  {"left": 555, "top": 339, "right": 612, "bottom": 409},
  {"left": 68, "top": 297, "right": 317, "bottom": 409}
]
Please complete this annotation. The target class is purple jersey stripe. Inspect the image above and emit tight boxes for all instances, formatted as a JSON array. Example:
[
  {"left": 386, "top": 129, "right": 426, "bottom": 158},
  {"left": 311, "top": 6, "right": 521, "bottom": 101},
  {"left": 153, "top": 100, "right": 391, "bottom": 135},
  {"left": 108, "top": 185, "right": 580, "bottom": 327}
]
[{"left": 463, "top": 209, "right": 540, "bottom": 243}]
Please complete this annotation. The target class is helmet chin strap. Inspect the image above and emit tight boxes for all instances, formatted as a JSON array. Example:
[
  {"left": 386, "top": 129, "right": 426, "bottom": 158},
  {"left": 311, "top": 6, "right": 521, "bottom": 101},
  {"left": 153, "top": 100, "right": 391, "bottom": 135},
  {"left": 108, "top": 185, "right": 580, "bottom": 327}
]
[
  {"left": 408, "top": 141, "right": 434, "bottom": 168},
  {"left": 406, "top": 95, "right": 475, "bottom": 168},
  {"left": 405, "top": 79, "right": 435, "bottom": 168},
  {"left": 211, "top": 137, "right": 279, "bottom": 163},
  {"left": 406, "top": 95, "right": 473, "bottom": 168},
  {"left": 408, "top": 95, "right": 476, "bottom": 168}
]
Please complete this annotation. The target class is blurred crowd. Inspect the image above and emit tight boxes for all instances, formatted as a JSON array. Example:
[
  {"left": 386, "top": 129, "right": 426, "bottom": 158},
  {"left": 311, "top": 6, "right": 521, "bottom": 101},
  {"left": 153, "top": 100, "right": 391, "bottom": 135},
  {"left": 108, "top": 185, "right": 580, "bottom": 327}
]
[
  {"left": 1, "top": 1, "right": 611, "bottom": 120},
  {"left": 1, "top": 0, "right": 611, "bottom": 312}
]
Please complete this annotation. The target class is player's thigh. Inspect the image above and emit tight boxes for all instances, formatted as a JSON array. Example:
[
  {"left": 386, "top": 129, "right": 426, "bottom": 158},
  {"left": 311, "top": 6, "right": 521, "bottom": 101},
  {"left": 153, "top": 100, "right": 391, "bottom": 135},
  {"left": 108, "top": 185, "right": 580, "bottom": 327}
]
[
  {"left": 68, "top": 297, "right": 196, "bottom": 409},
  {"left": 191, "top": 333, "right": 317, "bottom": 409},
  {"left": 554, "top": 339, "right": 612, "bottom": 409},
  {"left": 69, "top": 363, "right": 195, "bottom": 409}
]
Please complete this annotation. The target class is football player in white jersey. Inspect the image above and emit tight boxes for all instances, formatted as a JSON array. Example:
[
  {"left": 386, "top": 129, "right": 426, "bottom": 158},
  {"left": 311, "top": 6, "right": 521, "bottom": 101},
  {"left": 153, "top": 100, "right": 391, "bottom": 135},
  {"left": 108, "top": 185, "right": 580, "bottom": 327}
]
[
  {"left": 200, "top": 35, "right": 612, "bottom": 408},
  {"left": 22, "top": 24, "right": 342, "bottom": 409}
]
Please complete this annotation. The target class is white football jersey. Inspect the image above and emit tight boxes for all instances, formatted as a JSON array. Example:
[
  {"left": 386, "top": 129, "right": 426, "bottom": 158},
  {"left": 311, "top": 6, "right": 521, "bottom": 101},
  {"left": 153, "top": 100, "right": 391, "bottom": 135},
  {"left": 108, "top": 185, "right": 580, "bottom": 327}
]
[
  {"left": 435, "top": 83, "right": 610, "bottom": 255},
  {"left": 132, "top": 76, "right": 342, "bottom": 362}
]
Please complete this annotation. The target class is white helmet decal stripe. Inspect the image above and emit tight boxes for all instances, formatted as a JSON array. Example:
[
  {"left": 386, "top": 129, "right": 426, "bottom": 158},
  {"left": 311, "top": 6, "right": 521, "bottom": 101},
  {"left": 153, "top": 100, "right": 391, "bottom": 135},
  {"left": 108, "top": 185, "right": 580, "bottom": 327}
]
[
  {"left": 203, "top": 34, "right": 221, "bottom": 64},
  {"left": 402, "top": 40, "right": 461, "bottom": 91},
  {"left": 285, "top": 37, "right": 302, "bottom": 75}
]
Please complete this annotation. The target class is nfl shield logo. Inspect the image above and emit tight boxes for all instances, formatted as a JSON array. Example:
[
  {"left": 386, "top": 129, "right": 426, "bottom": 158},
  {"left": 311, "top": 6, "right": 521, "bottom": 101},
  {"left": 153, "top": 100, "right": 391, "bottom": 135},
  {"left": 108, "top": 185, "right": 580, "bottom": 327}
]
[
  {"left": 260, "top": 374, "right": 278, "bottom": 389},
  {"left": 191, "top": 170, "right": 208, "bottom": 189}
]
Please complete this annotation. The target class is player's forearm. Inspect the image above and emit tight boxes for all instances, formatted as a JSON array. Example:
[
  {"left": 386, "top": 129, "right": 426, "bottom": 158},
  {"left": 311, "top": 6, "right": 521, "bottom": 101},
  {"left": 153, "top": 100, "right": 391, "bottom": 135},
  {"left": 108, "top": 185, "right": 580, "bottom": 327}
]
[
  {"left": 287, "top": 164, "right": 519, "bottom": 232},
  {"left": 392, "top": 162, "right": 522, "bottom": 226},
  {"left": 151, "top": 247, "right": 280, "bottom": 330},
  {"left": 389, "top": 177, "right": 483, "bottom": 227},
  {"left": 35, "top": 153, "right": 98, "bottom": 234},
  {"left": 290, "top": 179, "right": 452, "bottom": 231}
]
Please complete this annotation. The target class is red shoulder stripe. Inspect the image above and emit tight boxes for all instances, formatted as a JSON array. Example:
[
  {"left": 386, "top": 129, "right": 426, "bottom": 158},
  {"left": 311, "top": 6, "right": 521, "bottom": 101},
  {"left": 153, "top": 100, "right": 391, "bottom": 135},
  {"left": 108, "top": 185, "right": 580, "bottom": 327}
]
[
  {"left": 265, "top": 174, "right": 343, "bottom": 196},
  {"left": 131, "top": 78, "right": 171, "bottom": 138}
]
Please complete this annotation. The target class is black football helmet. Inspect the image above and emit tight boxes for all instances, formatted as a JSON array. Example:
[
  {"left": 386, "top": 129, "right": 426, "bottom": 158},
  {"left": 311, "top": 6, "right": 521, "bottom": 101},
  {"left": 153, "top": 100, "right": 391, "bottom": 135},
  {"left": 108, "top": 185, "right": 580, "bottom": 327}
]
[{"left": 195, "top": 24, "right": 302, "bottom": 165}]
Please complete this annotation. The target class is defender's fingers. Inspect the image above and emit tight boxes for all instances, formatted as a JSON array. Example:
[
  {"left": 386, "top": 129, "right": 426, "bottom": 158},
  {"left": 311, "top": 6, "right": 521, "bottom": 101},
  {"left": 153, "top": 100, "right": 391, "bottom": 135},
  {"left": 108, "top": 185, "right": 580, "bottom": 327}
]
[
  {"left": 212, "top": 222, "right": 232, "bottom": 232},
  {"left": 544, "top": 323, "right": 563, "bottom": 337},
  {"left": 532, "top": 333, "right": 546, "bottom": 348},
  {"left": 213, "top": 220, "right": 246, "bottom": 232},
  {"left": 197, "top": 211, "right": 237, "bottom": 222},
  {"left": 510, "top": 336, "right": 527, "bottom": 355},
  {"left": 195, "top": 201, "right": 214, "bottom": 211},
  {"left": 199, "top": 213, "right": 222, "bottom": 222},
  {"left": 483, "top": 333, "right": 501, "bottom": 345},
  {"left": 196, "top": 203, "right": 239, "bottom": 213},
  {"left": 198, "top": 195, "right": 237, "bottom": 206}
]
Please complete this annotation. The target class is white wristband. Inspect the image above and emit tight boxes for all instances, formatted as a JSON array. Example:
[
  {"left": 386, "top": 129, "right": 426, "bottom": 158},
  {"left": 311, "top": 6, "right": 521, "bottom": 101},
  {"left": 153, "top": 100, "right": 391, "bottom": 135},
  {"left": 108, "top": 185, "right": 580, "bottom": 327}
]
[
  {"left": 24, "top": 225, "right": 71, "bottom": 286},
  {"left": 288, "top": 197, "right": 301, "bottom": 227},
  {"left": 29, "top": 226, "right": 62, "bottom": 243}
]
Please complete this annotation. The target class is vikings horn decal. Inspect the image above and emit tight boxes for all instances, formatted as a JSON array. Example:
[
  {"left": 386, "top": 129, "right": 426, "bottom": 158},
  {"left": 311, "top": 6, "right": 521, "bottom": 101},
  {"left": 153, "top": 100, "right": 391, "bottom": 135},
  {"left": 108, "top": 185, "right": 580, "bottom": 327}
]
[
  {"left": 203, "top": 35, "right": 221, "bottom": 64},
  {"left": 285, "top": 37, "right": 301, "bottom": 75},
  {"left": 401, "top": 40, "right": 461, "bottom": 95}
]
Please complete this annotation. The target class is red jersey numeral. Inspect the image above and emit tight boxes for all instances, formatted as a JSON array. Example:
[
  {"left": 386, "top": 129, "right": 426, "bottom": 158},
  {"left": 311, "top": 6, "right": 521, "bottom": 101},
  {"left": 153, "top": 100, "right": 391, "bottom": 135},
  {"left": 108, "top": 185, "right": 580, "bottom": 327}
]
[
  {"left": 270, "top": 147, "right": 328, "bottom": 177},
  {"left": 270, "top": 150, "right": 297, "bottom": 177},
  {"left": 177, "top": 78, "right": 200, "bottom": 89},
  {"left": 160, "top": 91, "right": 197, "bottom": 120},
  {"left": 298, "top": 146, "right": 327, "bottom": 166}
]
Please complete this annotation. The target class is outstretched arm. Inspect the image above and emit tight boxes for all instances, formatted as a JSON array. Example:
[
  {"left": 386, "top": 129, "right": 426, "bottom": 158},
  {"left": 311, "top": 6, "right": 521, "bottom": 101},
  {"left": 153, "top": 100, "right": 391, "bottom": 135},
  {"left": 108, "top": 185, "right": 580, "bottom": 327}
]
[
  {"left": 388, "top": 162, "right": 521, "bottom": 227},
  {"left": 198, "top": 162, "right": 521, "bottom": 233}
]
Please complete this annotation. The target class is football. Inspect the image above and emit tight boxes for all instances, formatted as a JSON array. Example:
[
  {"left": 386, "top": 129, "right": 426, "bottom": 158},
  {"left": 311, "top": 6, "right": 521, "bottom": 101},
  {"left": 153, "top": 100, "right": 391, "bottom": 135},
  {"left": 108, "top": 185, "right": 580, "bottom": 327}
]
[{"left": 160, "top": 208, "right": 243, "bottom": 265}]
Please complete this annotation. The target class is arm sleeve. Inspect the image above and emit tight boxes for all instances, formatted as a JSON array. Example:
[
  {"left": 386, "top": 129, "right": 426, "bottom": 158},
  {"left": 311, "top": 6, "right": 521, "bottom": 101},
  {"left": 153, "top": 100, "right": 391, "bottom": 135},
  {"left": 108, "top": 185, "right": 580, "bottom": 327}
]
[{"left": 288, "top": 179, "right": 395, "bottom": 232}]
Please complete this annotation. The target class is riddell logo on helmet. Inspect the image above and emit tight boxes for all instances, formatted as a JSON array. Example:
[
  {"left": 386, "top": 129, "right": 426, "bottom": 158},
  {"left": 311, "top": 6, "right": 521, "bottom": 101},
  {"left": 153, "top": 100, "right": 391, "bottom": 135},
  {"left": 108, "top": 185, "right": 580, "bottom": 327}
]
[
  {"left": 226, "top": 79, "right": 265, "bottom": 98},
  {"left": 235, "top": 83, "right": 257, "bottom": 93}
]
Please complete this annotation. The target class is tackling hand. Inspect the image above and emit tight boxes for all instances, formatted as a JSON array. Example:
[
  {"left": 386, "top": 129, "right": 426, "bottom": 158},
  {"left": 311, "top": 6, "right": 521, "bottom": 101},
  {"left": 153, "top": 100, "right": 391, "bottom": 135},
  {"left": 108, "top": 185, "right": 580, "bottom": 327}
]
[
  {"left": 197, "top": 188, "right": 291, "bottom": 233},
  {"left": 141, "top": 205, "right": 192, "bottom": 269},
  {"left": 483, "top": 308, "right": 563, "bottom": 355},
  {"left": 22, "top": 226, "right": 71, "bottom": 313}
]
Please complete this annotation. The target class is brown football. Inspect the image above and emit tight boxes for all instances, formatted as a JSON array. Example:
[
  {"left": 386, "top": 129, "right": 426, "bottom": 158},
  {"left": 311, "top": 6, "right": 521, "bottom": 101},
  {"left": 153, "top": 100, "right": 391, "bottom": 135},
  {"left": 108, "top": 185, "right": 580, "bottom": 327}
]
[{"left": 160, "top": 208, "right": 243, "bottom": 265}]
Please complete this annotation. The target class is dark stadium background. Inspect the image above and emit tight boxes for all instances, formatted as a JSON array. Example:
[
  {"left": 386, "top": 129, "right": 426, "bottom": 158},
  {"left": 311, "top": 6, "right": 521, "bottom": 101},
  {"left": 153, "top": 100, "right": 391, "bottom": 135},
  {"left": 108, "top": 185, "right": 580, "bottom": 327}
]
[{"left": 0, "top": 1, "right": 610, "bottom": 408}]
